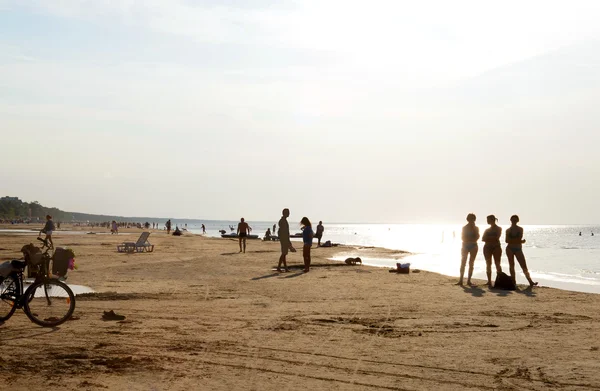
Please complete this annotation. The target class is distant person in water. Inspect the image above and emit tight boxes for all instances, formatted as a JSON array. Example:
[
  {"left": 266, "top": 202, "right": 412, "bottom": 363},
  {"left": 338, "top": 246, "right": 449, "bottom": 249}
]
[
  {"left": 39, "top": 214, "right": 55, "bottom": 248},
  {"left": 458, "top": 213, "right": 479, "bottom": 286},
  {"left": 201, "top": 224, "right": 206, "bottom": 234},
  {"left": 237, "top": 218, "right": 251, "bottom": 253},
  {"left": 505, "top": 215, "right": 538, "bottom": 287},
  {"left": 273, "top": 223, "right": 276, "bottom": 233},
  {"left": 482, "top": 215, "right": 502, "bottom": 286},
  {"left": 301, "top": 217, "right": 314, "bottom": 272},
  {"left": 579, "top": 232, "right": 582, "bottom": 236},
  {"left": 315, "top": 221, "right": 324, "bottom": 246},
  {"left": 277, "top": 208, "right": 296, "bottom": 272},
  {"left": 264, "top": 228, "right": 272, "bottom": 241}
]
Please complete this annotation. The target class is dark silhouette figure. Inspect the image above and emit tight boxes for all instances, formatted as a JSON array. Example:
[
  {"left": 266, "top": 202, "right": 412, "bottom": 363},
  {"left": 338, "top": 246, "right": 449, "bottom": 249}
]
[
  {"left": 277, "top": 208, "right": 296, "bottom": 272},
  {"left": 39, "top": 214, "right": 55, "bottom": 249},
  {"left": 458, "top": 213, "right": 479, "bottom": 286},
  {"left": 301, "top": 217, "right": 314, "bottom": 272},
  {"left": 237, "top": 218, "right": 251, "bottom": 253},
  {"left": 201, "top": 224, "right": 206, "bottom": 234},
  {"left": 315, "top": 221, "right": 324, "bottom": 246},
  {"left": 505, "top": 215, "right": 537, "bottom": 287},
  {"left": 166, "top": 219, "right": 172, "bottom": 234},
  {"left": 482, "top": 215, "right": 503, "bottom": 286}
]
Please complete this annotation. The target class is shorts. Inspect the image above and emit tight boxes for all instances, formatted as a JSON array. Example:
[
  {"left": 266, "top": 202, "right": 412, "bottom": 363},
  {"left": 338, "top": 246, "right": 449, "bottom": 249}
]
[
  {"left": 280, "top": 240, "right": 290, "bottom": 255},
  {"left": 45, "top": 230, "right": 53, "bottom": 236},
  {"left": 239, "top": 233, "right": 247, "bottom": 239},
  {"left": 314, "top": 234, "right": 322, "bottom": 239}
]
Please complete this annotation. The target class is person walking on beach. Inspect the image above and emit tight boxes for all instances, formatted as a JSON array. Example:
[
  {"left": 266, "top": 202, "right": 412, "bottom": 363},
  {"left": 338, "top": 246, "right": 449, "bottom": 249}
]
[
  {"left": 166, "top": 219, "right": 172, "bottom": 235},
  {"left": 39, "top": 214, "right": 55, "bottom": 248},
  {"left": 315, "top": 221, "right": 324, "bottom": 246},
  {"left": 458, "top": 213, "right": 479, "bottom": 286},
  {"left": 273, "top": 223, "right": 276, "bottom": 234},
  {"left": 111, "top": 220, "right": 118, "bottom": 234},
  {"left": 237, "top": 218, "right": 251, "bottom": 253},
  {"left": 301, "top": 217, "right": 314, "bottom": 272},
  {"left": 277, "top": 208, "right": 296, "bottom": 272},
  {"left": 482, "top": 215, "right": 502, "bottom": 286},
  {"left": 505, "top": 215, "right": 538, "bottom": 287},
  {"left": 201, "top": 224, "right": 206, "bottom": 234}
]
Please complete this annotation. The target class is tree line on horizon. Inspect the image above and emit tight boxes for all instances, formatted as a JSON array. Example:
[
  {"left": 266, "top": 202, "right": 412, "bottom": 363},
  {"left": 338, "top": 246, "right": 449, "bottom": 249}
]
[{"left": 0, "top": 197, "right": 128, "bottom": 222}]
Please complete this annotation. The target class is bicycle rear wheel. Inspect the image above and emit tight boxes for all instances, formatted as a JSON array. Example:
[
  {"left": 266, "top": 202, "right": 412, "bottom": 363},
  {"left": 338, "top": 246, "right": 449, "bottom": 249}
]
[
  {"left": 24, "top": 279, "right": 75, "bottom": 327},
  {"left": 0, "top": 274, "right": 19, "bottom": 322}
]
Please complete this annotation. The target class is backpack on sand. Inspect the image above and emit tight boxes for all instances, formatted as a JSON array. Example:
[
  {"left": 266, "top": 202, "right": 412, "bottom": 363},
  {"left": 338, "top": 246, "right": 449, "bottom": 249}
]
[{"left": 494, "top": 271, "right": 516, "bottom": 290}]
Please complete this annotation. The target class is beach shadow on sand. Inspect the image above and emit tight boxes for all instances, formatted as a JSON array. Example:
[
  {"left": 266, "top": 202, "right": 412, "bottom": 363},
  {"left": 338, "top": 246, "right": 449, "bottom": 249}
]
[
  {"left": 461, "top": 285, "right": 486, "bottom": 297},
  {"left": 251, "top": 273, "right": 279, "bottom": 281},
  {"left": 516, "top": 286, "right": 537, "bottom": 298},
  {"left": 488, "top": 286, "right": 537, "bottom": 298}
]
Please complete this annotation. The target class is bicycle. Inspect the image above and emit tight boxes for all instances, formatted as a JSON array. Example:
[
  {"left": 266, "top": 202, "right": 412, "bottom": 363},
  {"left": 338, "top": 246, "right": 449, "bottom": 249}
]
[{"left": 0, "top": 238, "right": 76, "bottom": 327}]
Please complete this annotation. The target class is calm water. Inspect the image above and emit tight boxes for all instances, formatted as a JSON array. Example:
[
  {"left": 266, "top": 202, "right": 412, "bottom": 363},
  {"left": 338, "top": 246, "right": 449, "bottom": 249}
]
[{"left": 182, "top": 221, "right": 600, "bottom": 294}]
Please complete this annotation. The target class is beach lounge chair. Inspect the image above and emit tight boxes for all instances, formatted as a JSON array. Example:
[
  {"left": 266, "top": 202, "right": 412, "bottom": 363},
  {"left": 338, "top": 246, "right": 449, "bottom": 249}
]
[{"left": 117, "top": 232, "right": 154, "bottom": 253}]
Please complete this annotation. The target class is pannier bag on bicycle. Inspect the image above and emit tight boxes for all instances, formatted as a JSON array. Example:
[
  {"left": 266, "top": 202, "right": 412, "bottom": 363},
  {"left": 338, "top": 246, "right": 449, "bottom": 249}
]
[{"left": 52, "top": 247, "right": 76, "bottom": 277}]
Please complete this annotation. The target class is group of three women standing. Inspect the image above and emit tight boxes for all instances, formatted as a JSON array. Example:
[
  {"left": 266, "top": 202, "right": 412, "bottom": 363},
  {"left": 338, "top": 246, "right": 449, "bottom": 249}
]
[{"left": 459, "top": 214, "right": 538, "bottom": 288}]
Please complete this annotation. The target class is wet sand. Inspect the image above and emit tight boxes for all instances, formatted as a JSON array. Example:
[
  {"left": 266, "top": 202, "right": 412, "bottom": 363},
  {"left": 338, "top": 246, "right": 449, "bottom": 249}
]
[{"left": 1, "top": 226, "right": 600, "bottom": 390}]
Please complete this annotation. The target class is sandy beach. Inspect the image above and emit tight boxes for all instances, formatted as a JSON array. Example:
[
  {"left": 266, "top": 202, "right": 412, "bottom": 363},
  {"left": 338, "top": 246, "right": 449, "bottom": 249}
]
[{"left": 1, "top": 226, "right": 600, "bottom": 390}]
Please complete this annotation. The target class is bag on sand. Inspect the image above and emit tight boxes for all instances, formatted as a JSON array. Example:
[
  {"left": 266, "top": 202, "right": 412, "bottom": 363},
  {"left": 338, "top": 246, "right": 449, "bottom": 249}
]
[{"left": 494, "top": 272, "right": 516, "bottom": 290}]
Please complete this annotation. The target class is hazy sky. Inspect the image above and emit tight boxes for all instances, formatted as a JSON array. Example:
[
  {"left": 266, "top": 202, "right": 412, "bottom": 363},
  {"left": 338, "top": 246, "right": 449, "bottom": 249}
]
[{"left": 2, "top": 1, "right": 600, "bottom": 224}]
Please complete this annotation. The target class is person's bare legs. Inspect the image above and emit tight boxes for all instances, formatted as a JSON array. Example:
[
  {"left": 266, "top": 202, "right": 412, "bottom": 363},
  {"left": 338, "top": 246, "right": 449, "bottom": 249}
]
[
  {"left": 303, "top": 245, "right": 311, "bottom": 272},
  {"left": 466, "top": 247, "right": 477, "bottom": 285},
  {"left": 515, "top": 251, "right": 538, "bottom": 287},
  {"left": 239, "top": 238, "right": 243, "bottom": 253},
  {"left": 243, "top": 238, "right": 247, "bottom": 253},
  {"left": 46, "top": 234, "right": 54, "bottom": 249},
  {"left": 493, "top": 247, "right": 502, "bottom": 274},
  {"left": 484, "top": 256, "right": 492, "bottom": 286},
  {"left": 458, "top": 248, "right": 468, "bottom": 285},
  {"left": 506, "top": 247, "right": 516, "bottom": 285},
  {"left": 277, "top": 254, "right": 288, "bottom": 272}
]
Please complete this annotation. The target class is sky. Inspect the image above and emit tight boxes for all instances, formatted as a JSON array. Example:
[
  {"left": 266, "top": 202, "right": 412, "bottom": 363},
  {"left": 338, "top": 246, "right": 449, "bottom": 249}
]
[{"left": 2, "top": 0, "right": 600, "bottom": 224}]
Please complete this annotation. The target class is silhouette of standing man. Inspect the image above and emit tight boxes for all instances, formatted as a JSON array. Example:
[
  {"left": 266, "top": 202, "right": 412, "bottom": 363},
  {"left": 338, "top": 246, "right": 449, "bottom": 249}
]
[
  {"left": 277, "top": 208, "right": 296, "bottom": 272},
  {"left": 237, "top": 218, "right": 251, "bottom": 253},
  {"left": 315, "top": 221, "right": 324, "bottom": 246}
]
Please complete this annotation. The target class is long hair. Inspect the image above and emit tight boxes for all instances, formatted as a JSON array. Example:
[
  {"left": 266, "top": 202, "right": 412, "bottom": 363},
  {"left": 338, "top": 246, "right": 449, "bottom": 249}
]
[{"left": 300, "top": 217, "right": 312, "bottom": 228}]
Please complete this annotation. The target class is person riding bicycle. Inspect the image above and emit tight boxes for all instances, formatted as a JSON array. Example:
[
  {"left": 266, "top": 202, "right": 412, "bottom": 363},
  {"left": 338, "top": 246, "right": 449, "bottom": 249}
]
[{"left": 39, "top": 215, "right": 55, "bottom": 249}]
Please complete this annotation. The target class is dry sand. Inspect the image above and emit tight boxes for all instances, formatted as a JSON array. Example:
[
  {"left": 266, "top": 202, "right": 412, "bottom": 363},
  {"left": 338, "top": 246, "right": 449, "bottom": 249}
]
[{"left": 1, "top": 225, "right": 600, "bottom": 390}]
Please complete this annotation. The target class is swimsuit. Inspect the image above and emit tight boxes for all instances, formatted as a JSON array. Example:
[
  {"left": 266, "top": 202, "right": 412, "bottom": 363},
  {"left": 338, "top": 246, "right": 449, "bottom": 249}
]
[
  {"left": 463, "top": 243, "right": 478, "bottom": 251},
  {"left": 239, "top": 232, "right": 247, "bottom": 238},
  {"left": 507, "top": 228, "right": 522, "bottom": 253}
]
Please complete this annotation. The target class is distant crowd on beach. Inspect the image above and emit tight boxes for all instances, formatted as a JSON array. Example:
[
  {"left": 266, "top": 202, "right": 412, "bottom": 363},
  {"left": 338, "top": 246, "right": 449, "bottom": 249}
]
[{"left": 459, "top": 213, "right": 538, "bottom": 289}]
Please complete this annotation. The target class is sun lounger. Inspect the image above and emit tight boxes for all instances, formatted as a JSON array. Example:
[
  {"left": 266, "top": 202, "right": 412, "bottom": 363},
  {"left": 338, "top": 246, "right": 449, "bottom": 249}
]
[{"left": 117, "top": 232, "right": 154, "bottom": 253}]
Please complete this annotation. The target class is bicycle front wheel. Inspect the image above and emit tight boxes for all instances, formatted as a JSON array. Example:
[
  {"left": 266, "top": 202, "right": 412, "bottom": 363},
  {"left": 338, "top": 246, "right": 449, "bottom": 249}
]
[
  {"left": 0, "top": 274, "right": 19, "bottom": 322},
  {"left": 24, "top": 279, "right": 75, "bottom": 327}
]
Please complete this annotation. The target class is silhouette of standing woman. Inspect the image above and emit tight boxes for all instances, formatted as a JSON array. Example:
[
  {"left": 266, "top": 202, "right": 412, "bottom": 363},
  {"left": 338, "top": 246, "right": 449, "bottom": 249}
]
[
  {"left": 482, "top": 215, "right": 502, "bottom": 286},
  {"left": 458, "top": 213, "right": 479, "bottom": 286},
  {"left": 505, "top": 215, "right": 537, "bottom": 287}
]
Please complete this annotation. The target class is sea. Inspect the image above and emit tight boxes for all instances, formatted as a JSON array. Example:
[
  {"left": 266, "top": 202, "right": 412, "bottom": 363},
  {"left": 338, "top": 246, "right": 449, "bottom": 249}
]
[{"left": 176, "top": 220, "right": 600, "bottom": 294}]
